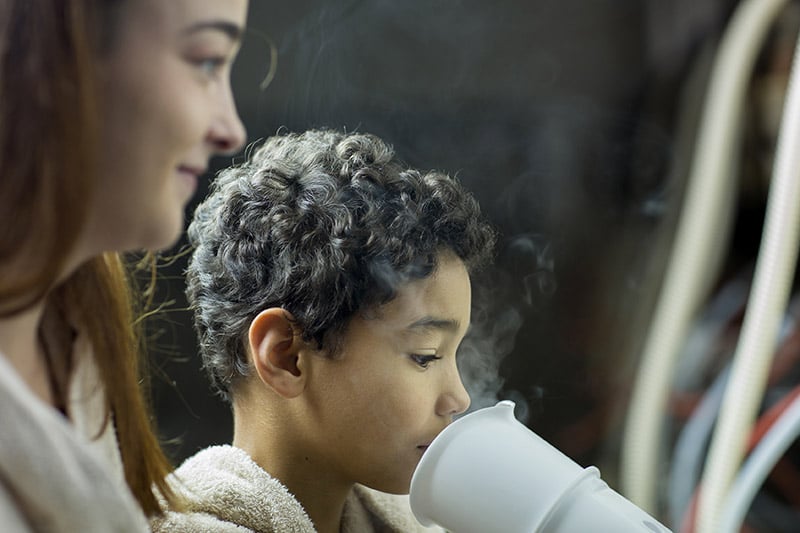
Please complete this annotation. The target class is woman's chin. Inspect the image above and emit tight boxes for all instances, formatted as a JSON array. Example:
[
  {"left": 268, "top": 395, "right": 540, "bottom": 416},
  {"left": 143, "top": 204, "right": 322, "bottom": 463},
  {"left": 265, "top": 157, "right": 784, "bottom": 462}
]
[{"left": 138, "top": 213, "right": 186, "bottom": 254}]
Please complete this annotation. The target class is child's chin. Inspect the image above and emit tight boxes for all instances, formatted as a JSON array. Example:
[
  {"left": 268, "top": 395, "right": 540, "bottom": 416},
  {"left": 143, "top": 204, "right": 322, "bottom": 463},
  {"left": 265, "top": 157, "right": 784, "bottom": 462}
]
[{"left": 368, "top": 479, "right": 412, "bottom": 496}]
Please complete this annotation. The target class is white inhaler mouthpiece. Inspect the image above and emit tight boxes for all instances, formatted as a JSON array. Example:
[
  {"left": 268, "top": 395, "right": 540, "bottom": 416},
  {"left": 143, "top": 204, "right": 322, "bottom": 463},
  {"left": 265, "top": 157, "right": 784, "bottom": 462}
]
[{"left": 409, "top": 400, "right": 672, "bottom": 533}]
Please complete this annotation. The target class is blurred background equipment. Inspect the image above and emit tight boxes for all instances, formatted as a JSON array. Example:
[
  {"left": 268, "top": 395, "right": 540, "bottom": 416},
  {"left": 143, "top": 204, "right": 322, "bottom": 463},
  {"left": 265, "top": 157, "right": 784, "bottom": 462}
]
[{"left": 146, "top": 2, "right": 800, "bottom": 531}]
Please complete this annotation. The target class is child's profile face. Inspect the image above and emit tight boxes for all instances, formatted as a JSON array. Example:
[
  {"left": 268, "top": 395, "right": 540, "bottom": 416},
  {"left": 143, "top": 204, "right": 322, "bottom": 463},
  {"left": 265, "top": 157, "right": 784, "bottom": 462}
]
[{"left": 301, "top": 251, "right": 472, "bottom": 494}]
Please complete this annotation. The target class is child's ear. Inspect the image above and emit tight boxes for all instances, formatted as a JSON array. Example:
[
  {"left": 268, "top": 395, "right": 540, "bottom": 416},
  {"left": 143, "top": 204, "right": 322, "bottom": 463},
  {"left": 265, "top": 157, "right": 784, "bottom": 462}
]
[{"left": 248, "top": 308, "right": 305, "bottom": 398}]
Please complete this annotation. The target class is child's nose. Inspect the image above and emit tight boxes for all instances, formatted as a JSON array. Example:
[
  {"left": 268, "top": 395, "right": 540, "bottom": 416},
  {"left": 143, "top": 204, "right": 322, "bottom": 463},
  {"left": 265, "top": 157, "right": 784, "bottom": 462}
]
[{"left": 437, "top": 364, "right": 471, "bottom": 417}]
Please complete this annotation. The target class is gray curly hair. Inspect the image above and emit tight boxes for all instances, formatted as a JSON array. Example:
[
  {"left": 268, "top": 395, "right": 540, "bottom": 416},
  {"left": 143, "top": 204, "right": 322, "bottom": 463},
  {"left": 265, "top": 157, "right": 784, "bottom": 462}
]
[{"left": 186, "top": 129, "right": 496, "bottom": 400}]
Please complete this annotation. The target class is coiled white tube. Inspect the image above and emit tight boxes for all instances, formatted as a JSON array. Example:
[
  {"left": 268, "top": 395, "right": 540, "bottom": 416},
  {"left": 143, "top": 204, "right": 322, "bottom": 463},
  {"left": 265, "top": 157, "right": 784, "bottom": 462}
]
[
  {"left": 667, "top": 366, "right": 729, "bottom": 527},
  {"left": 718, "top": 391, "right": 800, "bottom": 532},
  {"left": 620, "top": 0, "right": 788, "bottom": 514},
  {"left": 696, "top": 22, "right": 800, "bottom": 533}
]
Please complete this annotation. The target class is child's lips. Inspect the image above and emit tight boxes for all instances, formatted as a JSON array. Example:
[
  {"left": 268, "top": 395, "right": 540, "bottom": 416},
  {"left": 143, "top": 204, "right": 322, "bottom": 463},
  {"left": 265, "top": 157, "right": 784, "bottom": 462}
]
[{"left": 418, "top": 430, "right": 444, "bottom": 452}]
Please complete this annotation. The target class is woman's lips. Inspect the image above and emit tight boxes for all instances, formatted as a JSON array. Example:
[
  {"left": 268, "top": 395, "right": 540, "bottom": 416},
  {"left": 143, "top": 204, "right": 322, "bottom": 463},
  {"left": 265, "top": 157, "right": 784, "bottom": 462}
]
[{"left": 177, "top": 165, "right": 205, "bottom": 196}]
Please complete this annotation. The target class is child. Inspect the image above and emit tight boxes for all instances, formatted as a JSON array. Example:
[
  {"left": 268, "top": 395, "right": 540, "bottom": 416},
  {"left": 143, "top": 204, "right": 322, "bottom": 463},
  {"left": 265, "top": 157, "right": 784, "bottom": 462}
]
[{"left": 153, "top": 129, "right": 496, "bottom": 532}]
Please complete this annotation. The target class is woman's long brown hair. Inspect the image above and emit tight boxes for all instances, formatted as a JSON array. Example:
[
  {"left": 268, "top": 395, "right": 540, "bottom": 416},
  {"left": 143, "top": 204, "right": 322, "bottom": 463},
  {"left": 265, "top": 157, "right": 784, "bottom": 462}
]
[
  {"left": 0, "top": 0, "right": 93, "bottom": 310},
  {"left": 0, "top": 0, "right": 178, "bottom": 515},
  {"left": 55, "top": 255, "right": 179, "bottom": 515}
]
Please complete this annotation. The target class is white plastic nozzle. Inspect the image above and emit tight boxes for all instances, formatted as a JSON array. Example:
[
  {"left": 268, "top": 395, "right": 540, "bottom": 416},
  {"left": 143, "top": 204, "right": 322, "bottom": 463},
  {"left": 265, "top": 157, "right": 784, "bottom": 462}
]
[{"left": 410, "top": 400, "right": 672, "bottom": 533}]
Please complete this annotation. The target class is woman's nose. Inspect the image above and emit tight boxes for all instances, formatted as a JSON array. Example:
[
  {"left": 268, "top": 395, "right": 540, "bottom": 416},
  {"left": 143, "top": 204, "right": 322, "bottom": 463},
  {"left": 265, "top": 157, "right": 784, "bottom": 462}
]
[{"left": 208, "top": 85, "right": 247, "bottom": 155}]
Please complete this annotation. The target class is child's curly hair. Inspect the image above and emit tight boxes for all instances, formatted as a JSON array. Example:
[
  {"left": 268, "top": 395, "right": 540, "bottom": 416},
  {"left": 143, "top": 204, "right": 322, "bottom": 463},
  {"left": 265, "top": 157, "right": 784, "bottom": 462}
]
[{"left": 187, "top": 129, "right": 496, "bottom": 400}]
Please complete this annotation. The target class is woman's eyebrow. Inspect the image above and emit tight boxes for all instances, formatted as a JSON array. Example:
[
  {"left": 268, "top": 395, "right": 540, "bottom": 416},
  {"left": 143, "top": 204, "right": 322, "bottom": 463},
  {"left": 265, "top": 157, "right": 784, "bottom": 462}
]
[{"left": 182, "top": 20, "right": 244, "bottom": 42}]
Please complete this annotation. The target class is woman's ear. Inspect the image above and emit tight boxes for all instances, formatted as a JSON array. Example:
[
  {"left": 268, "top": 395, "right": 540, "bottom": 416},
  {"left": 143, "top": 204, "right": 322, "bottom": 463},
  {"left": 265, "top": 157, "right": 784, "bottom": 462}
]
[{"left": 248, "top": 308, "right": 305, "bottom": 398}]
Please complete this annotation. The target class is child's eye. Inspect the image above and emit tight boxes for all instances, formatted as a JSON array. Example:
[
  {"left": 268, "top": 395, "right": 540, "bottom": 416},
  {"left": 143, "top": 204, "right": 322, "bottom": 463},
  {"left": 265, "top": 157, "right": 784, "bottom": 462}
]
[{"left": 410, "top": 354, "right": 442, "bottom": 369}]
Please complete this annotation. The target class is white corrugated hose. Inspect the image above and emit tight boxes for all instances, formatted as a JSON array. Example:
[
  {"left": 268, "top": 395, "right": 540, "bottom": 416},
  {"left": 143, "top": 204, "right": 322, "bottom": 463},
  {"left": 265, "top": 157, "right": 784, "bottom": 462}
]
[
  {"left": 620, "top": 0, "right": 788, "bottom": 517},
  {"left": 697, "top": 17, "right": 800, "bottom": 533}
]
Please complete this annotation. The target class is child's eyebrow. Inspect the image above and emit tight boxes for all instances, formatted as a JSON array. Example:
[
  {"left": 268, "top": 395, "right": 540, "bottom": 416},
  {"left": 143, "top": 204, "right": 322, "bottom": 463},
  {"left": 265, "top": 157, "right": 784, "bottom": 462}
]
[{"left": 406, "top": 316, "right": 462, "bottom": 333}]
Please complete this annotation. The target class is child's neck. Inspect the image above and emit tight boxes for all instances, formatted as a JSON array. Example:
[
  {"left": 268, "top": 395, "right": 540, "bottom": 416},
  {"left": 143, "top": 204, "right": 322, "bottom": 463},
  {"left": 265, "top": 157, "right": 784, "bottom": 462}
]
[
  {"left": 289, "top": 476, "right": 350, "bottom": 533},
  {"left": 233, "top": 409, "right": 352, "bottom": 533}
]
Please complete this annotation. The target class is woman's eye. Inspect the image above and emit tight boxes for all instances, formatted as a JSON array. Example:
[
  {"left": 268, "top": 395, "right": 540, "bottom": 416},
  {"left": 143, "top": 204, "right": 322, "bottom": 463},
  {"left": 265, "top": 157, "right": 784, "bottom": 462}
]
[
  {"left": 193, "top": 57, "right": 226, "bottom": 77},
  {"left": 410, "top": 354, "right": 441, "bottom": 369}
]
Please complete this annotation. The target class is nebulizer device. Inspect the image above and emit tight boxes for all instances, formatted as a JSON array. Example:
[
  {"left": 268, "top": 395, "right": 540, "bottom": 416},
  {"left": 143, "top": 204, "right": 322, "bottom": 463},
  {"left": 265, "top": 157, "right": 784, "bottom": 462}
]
[{"left": 409, "top": 401, "right": 671, "bottom": 532}]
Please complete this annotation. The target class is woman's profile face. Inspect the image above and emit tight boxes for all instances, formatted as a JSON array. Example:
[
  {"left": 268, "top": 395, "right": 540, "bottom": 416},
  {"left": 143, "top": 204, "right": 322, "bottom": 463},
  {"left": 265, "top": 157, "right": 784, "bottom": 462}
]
[{"left": 86, "top": 0, "right": 249, "bottom": 254}]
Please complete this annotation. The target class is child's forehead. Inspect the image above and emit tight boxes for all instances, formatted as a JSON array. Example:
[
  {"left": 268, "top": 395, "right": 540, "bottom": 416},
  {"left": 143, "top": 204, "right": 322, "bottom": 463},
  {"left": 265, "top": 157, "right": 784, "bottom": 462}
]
[
  {"left": 351, "top": 310, "right": 464, "bottom": 347},
  {"left": 365, "top": 278, "right": 441, "bottom": 322},
  {"left": 361, "top": 287, "right": 467, "bottom": 335},
  {"left": 353, "top": 252, "right": 471, "bottom": 333}
]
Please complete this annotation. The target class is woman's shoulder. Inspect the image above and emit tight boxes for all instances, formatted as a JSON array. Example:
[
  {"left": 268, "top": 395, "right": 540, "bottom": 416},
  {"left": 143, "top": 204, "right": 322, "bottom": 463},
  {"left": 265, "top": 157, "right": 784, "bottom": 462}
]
[
  {"left": 0, "top": 352, "right": 148, "bottom": 532},
  {"left": 0, "top": 480, "right": 35, "bottom": 532}
]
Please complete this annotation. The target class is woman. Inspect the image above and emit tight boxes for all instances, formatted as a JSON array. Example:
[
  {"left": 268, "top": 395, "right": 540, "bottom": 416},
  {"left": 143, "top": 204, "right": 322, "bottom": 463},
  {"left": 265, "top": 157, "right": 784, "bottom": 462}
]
[{"left": 0, "top": 0, "right": 248, "bottom": 530}]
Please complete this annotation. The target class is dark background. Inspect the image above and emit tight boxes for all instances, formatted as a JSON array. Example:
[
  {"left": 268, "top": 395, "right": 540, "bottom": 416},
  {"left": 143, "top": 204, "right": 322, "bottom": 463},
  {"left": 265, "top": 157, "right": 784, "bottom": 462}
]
[{"left": 149, "top": 0, "right": 784, "bottom": 488}]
